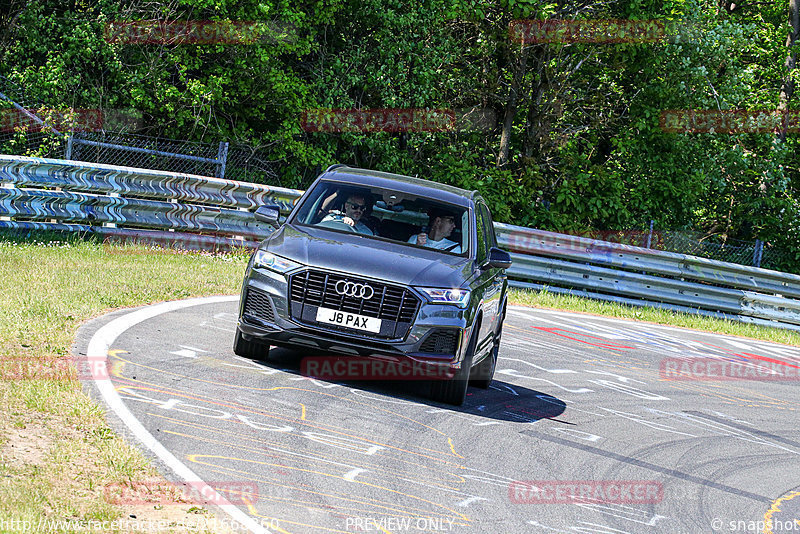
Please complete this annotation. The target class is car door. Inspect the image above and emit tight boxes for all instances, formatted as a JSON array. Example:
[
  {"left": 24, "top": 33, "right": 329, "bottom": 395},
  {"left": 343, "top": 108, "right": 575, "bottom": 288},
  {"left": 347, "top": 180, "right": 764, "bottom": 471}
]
[
  {"left": 472, "top": 201, "right": 502, "bottom": 353},
  {"left": 479, "top": 202, "right": 504, "bottom": 337}
]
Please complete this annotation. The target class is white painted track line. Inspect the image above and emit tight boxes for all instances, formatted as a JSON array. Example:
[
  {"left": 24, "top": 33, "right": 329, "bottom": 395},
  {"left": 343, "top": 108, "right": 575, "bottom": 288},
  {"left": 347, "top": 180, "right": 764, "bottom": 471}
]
[{"left": 86, "top": 295, "right": 269, "bottom": 534}]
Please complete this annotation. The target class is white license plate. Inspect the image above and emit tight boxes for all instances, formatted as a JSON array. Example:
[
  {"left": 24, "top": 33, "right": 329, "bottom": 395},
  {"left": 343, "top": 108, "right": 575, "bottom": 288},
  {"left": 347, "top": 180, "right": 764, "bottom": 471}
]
[{"left": 315, "top": 307, "right": 382, "bottom": 333}]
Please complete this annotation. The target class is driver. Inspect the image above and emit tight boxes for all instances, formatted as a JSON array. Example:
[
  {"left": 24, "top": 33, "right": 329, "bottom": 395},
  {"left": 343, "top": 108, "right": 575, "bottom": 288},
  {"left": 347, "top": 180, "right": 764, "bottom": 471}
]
[
  {"left": 408, "top": 208, "right": 461, "bottom": 253},
  {"left": 320, "top": 193, "right": 374, "bottom": 235}
]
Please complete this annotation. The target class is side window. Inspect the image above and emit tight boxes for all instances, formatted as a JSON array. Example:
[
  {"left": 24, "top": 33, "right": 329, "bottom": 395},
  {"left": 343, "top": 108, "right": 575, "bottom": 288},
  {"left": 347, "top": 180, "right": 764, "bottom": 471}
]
[
  {"left": 474, "top": 206, "right": 487, "bottom": 262},
  {"left": 480, "top": 204, "right": 497, "bottom": 249}
]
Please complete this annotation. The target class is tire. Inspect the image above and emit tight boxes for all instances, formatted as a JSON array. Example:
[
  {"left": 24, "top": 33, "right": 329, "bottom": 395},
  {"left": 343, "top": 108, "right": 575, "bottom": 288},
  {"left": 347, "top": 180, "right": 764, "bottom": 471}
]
[
  {"left": 233, "top": 328, "right": 270, "bottom": 361},
  {"left": 470, "top": 348, "right": 496, "bottom": 389},
  {"left": 429, "top": 328, "right": 477, "bottom": 406},
  {"left": 471, "top": 305, "right": 505, "bottom": 389}
]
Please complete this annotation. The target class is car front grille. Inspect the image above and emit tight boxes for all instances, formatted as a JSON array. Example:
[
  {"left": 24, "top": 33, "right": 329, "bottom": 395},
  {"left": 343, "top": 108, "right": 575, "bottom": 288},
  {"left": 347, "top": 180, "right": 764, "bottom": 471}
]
[
  {"left": 289, "top": 269, "right": 419, "bottom": 339},
  {"left": 243, "top": 286, "right": 276, "bottom": 325},
  {"left": 419, "top": 329, "right": 459, "bottom": 355}
]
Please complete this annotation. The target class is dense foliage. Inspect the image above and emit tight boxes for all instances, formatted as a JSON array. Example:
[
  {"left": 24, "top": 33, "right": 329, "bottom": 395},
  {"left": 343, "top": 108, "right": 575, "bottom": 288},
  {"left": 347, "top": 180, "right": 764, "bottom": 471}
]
[{"left": 1, "top": 0, "right": 798, "bottom": 269}]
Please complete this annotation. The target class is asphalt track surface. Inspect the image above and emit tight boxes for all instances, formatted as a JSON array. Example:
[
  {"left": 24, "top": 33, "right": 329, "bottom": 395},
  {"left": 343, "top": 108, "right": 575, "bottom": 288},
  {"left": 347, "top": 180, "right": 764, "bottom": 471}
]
[{"left": 74, "top": 296, "right": 800, "bottom": 534}]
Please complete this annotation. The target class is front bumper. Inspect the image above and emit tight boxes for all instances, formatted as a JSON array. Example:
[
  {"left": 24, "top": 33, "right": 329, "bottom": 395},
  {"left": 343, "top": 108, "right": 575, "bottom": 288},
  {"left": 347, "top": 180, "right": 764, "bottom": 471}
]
[{"left": 237, "top": 265, "right": 473, "bottom": 369}]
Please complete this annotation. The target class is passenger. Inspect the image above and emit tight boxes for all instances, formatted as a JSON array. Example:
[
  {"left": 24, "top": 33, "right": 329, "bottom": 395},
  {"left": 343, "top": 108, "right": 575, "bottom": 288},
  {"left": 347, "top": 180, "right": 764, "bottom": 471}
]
[
  {"left": 408, "top": 208, "right": 461, "bottom": 253},
  {"left": 320, "top": 193, "right": 375, "bottom": 235}
]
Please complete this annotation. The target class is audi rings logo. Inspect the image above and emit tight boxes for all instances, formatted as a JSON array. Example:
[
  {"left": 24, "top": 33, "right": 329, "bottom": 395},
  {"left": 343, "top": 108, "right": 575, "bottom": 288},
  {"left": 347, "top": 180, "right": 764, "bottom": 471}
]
[{"left": 335, "top": 280, "right": 374, "bottom": 299}]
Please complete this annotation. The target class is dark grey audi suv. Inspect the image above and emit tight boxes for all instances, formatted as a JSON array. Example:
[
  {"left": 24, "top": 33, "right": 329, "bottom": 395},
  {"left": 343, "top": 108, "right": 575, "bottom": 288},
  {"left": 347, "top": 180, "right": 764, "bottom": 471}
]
[{"left": 234, "top": 165, "right": 511, "bottom": 405}]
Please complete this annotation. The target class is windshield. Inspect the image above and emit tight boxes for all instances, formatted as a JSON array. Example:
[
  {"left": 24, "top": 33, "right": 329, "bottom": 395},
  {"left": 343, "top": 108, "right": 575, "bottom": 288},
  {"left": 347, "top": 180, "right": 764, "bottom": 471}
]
[{"left": 291, "top": 180, "right": 470, "bottom": 256}]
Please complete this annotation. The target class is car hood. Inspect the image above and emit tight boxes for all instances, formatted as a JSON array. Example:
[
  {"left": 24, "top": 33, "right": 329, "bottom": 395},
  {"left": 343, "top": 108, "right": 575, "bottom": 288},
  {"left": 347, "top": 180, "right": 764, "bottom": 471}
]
[{"left": 263, "top": 224, "right": 473, "bottom": 287}]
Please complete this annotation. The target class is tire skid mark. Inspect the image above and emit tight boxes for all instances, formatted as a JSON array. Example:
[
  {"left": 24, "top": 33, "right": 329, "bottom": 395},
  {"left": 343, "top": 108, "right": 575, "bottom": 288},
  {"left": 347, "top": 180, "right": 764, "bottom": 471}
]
[
  {"left": 155, "top": 419, "right": 470, "bottom": 490},
  {"left": 188, "top": 455, "right": 473, "bottom": 524},
  {"left": 118, "top": 384, "right": 461, "bottom": 468},
  {"left": 664, "top": 380, "right": 797, "bottom": 410},
  {"left": 110, "top": 352, "right": 453, "bottom": 443},
  {"left": 521, "top": 429, "right": 773, "bottom": 503}
]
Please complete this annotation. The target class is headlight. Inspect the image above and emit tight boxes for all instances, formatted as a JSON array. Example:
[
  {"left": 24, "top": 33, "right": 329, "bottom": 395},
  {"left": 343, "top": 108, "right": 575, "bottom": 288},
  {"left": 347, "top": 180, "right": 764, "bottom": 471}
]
[
  {"left": 417, "top": 287, "right": 471, "bottom": 308},
  {"left": 253, "top": 250, "right": 301, "bottom": 273}
]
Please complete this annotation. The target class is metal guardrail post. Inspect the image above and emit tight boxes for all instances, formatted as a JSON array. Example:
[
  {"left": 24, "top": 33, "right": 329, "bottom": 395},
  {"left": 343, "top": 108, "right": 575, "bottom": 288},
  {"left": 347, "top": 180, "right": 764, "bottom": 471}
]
[
  {"left": 753, "top": 239, "right": 763, "bottom": 268},
  {"left": 217, "top": 141, "right": 229, "bottom": 179}
]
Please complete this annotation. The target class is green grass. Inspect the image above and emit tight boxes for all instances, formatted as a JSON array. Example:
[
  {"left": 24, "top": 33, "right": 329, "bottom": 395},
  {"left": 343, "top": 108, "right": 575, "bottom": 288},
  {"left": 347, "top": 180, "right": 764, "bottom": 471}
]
[
  {"left": 0, "top": 236, "right": 797, "bottom": 531},
  {"left": 0, "top": 237, "right": 248, "bottom": 532}
]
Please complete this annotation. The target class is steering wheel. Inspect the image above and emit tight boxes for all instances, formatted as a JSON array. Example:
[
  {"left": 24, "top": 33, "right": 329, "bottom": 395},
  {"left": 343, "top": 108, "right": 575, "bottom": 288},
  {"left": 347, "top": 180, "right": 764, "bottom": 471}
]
[{"left": 316, "top": 218, "right": 357, "bottom": 233}]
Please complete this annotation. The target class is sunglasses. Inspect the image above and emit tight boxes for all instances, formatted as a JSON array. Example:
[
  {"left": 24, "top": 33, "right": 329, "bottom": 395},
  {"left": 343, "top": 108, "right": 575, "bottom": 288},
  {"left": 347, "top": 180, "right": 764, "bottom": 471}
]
[{"left": 348, "top": 202, "right": 367, "bottom": 211}]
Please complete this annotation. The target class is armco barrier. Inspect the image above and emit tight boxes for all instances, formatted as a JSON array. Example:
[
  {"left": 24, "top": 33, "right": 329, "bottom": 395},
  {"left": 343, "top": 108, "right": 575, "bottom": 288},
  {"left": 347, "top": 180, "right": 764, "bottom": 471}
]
[
  {"left": 496, "top": 223, "right": 800, "bottom": 299},
  {"left": 2, "top": 155, "right": 800, "bottom": 329},
  {"left": 0, "top": 155, "right": 300, "bottom": 210},
  {"left": 0, "top": 187, "right": 267, "bottom": 239},
  {"left": 505, "top": 253, "right": 745, "bottom": 314},
  {"left": 0, "top": 155, "right": 299, "bottom": 251},
  {"left": 494, "top": 222, "right": 800, "bottom": 330}
]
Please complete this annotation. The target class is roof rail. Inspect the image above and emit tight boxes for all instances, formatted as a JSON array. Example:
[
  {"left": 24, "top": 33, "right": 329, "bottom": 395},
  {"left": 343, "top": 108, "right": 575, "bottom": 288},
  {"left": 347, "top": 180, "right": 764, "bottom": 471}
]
[{"left": 324, "top": 164, "right": 349, "bottom": 173}]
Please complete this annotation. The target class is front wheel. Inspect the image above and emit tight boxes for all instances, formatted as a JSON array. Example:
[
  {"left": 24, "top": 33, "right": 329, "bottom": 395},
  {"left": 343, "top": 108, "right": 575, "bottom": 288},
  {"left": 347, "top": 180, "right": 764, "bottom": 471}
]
[
  {"left": 429, "top": 329, "right": 477, "bottom": 406},
  {"left": 233, "top": 328, "right": 271, "bottom": 361},
  {"left": 470, "top": 348, "right": 497, "bottom": 389},
  {"left": 471, "top": 306, "right": 504, "bottom": 389}
]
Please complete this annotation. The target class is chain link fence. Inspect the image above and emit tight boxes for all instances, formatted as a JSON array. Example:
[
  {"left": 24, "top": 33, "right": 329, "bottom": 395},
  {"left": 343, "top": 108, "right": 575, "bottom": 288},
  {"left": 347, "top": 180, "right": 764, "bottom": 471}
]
[
  {"left": 0, "top": 76, "right": 68, "bottom": 158},
  {"left": 568, "top": 227, "right": 794, "bottom": 274},
  {"left": 0, "top": 75, "right": 279, "bottom": 184},
  {"left": 68, "top": 131, "right": 227, "bottom": 178},
  {"left": 68, "top": 132, "right": 280, "bottom": 184},
  {"left": 225, "top": 145, "right": 283, "bottom": 184},
  {"left": 760, "top": 247, "right": 796, "bottom": 273},
  {"left": 659, "top": 231, "right": 759, "bottom": 265}
]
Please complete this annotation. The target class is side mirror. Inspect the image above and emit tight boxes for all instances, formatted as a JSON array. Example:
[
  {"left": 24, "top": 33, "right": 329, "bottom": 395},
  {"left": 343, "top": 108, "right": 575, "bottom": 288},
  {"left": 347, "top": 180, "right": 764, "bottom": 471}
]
[
  {"left": 483, "top": 247, "right": 512, "bottom": 270},
  {"left": 254, "top": 204, "right": 282, "bottom": 228}
]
